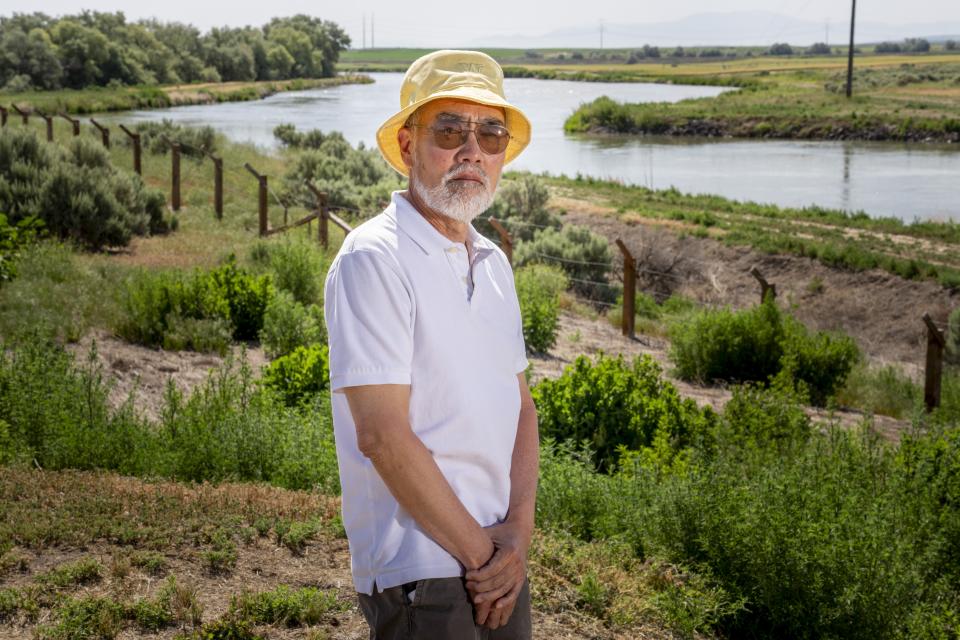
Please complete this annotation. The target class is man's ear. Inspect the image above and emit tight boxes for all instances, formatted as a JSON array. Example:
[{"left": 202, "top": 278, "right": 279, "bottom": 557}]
[{"left": 398, "top": 127, "right": 415, "bottom": 172}]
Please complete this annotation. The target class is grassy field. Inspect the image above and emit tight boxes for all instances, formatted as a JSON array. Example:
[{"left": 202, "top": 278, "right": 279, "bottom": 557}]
[{"left": 0, "top": 75, "right": 372, "bottom": 116}]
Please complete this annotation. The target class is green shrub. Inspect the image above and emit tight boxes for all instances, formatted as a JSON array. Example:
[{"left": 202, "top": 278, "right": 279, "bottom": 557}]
[
  {"left": 259, "top": 291, "right": 322, "bottom": 358},
  {"left": 532, "top": 353, "right": 715, "bottom": 471},
  {"left": 266, "top": 239, "right": 327, "bottom": 306},
  {"left": 0, "top": 337, "right": 146, "bottom": 473},
  {"left": 668, "top": 297, "right": 785, "bottom": 384},
  {"left": 276, "top": 125, "right": 403, "bottom": 212},
  {"left": 208, "top": 258, "right": 274, "bottom": 341},
  {"left": 0, "top": 213, "right": 43, "bottom": 283},
  {"left": 515, "top": 264, "right": 567, "bottom": 352},
  {"left": 0, "top": 129, "right": 172, "bottom": 250},
  {"left": 260, "top": 344, "right": 329, "bottom": 406},
  {"left": 116, "top": 258, "right": 273, "bottom": 348},
  {"left": 669, "top": 298, "right": 859, "bottom": 406},
  {"left": 481, "top": 173, "right": 561, "bottom": 242},
  {"left": 514, "top": 224, "right": 615, "bottom": 302},
  {"left": 781, "top": 320, "right": 860, "bottom": 406},
  {"left": 131, "top": 119, "right": 218, "bottom": 157}
]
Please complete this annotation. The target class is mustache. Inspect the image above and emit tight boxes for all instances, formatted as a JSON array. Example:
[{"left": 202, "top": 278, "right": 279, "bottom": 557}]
[{"left": 443, "top": 164, "right": 490, "bottom": 188}]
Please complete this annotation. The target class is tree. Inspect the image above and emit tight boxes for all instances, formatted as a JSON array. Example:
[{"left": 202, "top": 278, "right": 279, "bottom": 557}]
[
  {"left": 0, "top": 27, "right": 63, "bottom": 90},
  {"left": 768, "top": 42, "right": 794, "bottom": 56},
  {"left": 808, "top": 42, "right": 831, "bottom": 55},
  {"left": 49, "top": 19, "right": 111, "bottom": 88}
]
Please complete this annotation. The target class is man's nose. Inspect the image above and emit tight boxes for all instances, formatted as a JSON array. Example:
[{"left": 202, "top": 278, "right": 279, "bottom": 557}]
[{"left": 454, "top": 129, "right": 484, "bottom": 163}]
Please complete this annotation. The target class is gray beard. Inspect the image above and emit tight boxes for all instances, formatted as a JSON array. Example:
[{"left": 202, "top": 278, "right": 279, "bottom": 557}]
[{"left": 412, "top": 169, "right": 497, "bottom": 224}]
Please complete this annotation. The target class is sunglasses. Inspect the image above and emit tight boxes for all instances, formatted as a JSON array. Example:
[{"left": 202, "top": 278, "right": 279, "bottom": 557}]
[{"left": 410, "top": 119, "right": 512, "bottom": 155}]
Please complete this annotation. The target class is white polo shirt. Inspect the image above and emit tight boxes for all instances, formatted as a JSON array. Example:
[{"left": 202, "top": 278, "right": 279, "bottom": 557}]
[{"left": 323, "top": 190, "right": 528, "bottom": 595}]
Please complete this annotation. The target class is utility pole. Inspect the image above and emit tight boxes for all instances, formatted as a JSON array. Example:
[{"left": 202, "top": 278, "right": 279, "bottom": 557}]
[
  {"left": 372, "top": 13, "right": 375, "bottom": 49},
  {"left": 362, "top": 13, "right": 366, "bottom": 49},
  {"left": 600, "top": 20, "right": 604, "bottom": 49},
  {"left": 846, "top": 0, "right": 856, "bottom": 98},
  {"left": 825, "top": 20, "right": 829, "bottom": 46}
]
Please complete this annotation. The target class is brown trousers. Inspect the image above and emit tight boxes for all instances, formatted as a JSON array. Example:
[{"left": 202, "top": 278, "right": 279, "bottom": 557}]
[{"left": 357, "top": 576, "right": 532, "bottom": 640}]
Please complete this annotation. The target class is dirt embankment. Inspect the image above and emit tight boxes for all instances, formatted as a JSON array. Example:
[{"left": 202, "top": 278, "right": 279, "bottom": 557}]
[{"left": 555, "top": 198, "right": 957, "bottom": 375}]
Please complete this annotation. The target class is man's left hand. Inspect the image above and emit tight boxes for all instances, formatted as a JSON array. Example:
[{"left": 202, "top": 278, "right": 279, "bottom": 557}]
[{"left": 464, "top": 520, "right": 530, "bottom": 629}]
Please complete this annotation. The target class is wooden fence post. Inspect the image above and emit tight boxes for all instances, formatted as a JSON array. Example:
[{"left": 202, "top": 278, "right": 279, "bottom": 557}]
[
  {"left": 89, "top": 118, "right": 110, "bottom": 148},
  {"left": 211, "top": 155, "right": 223, "bottom": 220},
  {"left": 188, "top": 146, "right": 223, "bottom": 218},
  {"left": 245, "top": 163, "right": 269, "bottom": 236},
  {"left": 487, "top": 217, "right": 513, "bottom": 265},
  {"left": 36, "top": 112, "right": 54, "bottom": 142},
  {"left": 0, "top": 106, "right": 7, "bottom": 127},
  {"left": 59, "top": 112, "right": 80, "bottom": 136},
  {"left": 118, "top": 125, "right": 142, "bottom": 175},
  {"left": 750, "top": 266, "right": 777, "bottom": 303},
  {"left": 616, "top": 238, "right": 636, "bottom": 339},
  {"left": 923, "top": 313, "right": 946, "bottom": 412},
  {"left": 11, "top": 104, "right": 29, "bottom": 125},
  {"left": 306, "top": 184, "right": 330, "bottom": 248}
]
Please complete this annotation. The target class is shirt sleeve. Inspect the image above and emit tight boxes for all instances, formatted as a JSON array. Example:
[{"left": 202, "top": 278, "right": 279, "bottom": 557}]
[{"left": 324, "top": 250, "right": 414, "bottom": 393}]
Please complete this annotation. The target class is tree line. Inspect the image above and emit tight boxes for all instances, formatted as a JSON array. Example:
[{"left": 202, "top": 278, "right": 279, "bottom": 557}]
[{"left": 0, "top": 11, "right": 351, "bottom": 92}]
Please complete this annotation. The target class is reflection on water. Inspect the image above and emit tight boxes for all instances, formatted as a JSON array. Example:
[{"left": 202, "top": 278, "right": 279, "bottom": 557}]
[{"left": 94, "top": 72, "right": 960, "bottom": 222}]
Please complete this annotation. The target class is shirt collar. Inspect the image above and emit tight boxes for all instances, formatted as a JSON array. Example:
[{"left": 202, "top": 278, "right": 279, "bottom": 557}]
[{"left": 392, "top": 190, "right": 497, "bottom": 258}]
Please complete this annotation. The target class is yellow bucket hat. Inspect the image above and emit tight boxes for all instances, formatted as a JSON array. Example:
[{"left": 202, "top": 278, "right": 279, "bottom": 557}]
[{"left": 376, "top": 49, "right": 532, "bottom": 177}]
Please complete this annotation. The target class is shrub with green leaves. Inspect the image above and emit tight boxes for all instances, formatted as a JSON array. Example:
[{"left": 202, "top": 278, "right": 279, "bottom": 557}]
[
  {"left": 260, "top": 344, "right": 329, "bottom": 406},
  {"left": 259, "top": 291, "right": 323, "bottom": 358},
  {"left": 514, "top": 224, "right": 615, "bottom": 302},
  {"left": 0, "top": 128, "right": 173, "bottom": 250},
  {"left": 669, "top": 297, "right": 859, "bottom": 405},
  {"left": 532, "top": 353, "right": 715, "bottom": 470},
  {"left": 515, "top": 264, "right": 567, "bottom": 353},
  {"left": 264, "top": 239, "right": 328, "bottom": 306},
  {"left": 0, "top": 213, "right": 43, "bottom": 283},
  {"left": 481, "top": 173, "right": 561, "bottom": 242},
  {"left": 116, "top": 258, "right": 273, "bottom": 350},
  {"left": 131, "top": 119, "right": 218, "bottom": 157},
  {"left": 276, "top": 125, "right": 403, "bottom": 212}
]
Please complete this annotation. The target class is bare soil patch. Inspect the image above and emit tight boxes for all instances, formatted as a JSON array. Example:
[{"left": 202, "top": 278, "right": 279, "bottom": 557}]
[{"left": 65, "top": 330, "right": 269, "bottom": 422}]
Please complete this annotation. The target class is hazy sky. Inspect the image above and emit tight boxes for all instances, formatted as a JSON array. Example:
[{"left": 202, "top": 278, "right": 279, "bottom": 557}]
[{"left": 9, "top": 0, "right": 960, "bottom": 48}]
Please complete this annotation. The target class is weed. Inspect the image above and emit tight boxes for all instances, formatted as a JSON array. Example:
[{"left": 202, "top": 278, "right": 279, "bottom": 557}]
[
  {"left": 35, "top": 557, "right": 103, "bottom": 589},
  {"left": 230, "top": 585, "right": 345, "bottom": 626}
]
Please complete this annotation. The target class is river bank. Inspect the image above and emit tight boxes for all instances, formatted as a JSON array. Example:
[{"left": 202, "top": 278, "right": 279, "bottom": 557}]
[
  {"left": 0, "top": 74, "right": 373, "bottom": 116},
  {"left": 564, "top": 60, "right": 960, "bottom": 143}
]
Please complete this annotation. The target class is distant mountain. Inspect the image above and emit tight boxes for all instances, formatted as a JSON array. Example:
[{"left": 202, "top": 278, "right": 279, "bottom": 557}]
[{"left": 468, "top": 11, "right": 960, "bottom": 48}]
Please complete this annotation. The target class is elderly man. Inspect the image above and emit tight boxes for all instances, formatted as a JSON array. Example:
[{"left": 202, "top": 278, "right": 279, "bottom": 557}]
[{"left": 323, "top": 50, "right": 538, "bottom": 639}]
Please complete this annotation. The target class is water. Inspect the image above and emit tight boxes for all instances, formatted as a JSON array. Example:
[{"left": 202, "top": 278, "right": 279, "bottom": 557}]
[{"left": 95, "top": 73, "right": 960, "bottom": 222}]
